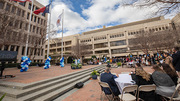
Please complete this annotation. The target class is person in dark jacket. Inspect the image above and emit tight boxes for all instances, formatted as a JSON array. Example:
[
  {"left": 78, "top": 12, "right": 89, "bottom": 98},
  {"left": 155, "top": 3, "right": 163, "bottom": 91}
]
[
  {"left": 134, "top": 63, "right": 157, "bottom": 101},
  {"left": 161, "top": 63, "right": 178, "bottom": 85},
  {"left": 100, "top": 67, "right": 120, "bottom": 96},
  {"left": 172, "top": 47, "right": 180, "bottom": 76}
]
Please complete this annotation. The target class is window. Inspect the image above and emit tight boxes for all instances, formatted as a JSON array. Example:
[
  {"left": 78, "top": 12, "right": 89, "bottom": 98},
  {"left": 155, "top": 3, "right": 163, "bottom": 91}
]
[
  {"left": 111, "top": 48, "right": 127, "bottom": 54},
  {"left": 34, "top": 16, "right": 36, "bottom": 22},
  {"left": 19, "top": 2, "right": 26, "bottom": 6},
  {"left": 10, "top": 45, "right": 15, "bottom": 51},
  {"left": 19, "top": 22, "right": 23, "bottom": 29},
  {"left": 17, "top": 8, "right": 21, "bottom": 16},
  {"left": 33, "top": 26, "right": 35, "bottom": 32},
  {"left": 94, "top": 43, "right": 108, "bottom": 49},
  {"left": 5, "top": 4, "right": 10, "bottom": 11},
  {"left": 30, "top": 25, "right": 32, "bottom": 32},
  {"left": 31, "top": 15, "right": 33, "bottom": 21},
  {"left": 28, "top": 3, "right": 31, "bottom": 10},
  {"left": 41, "top": 19, "right": 43, "bottom": 25},
  {"left": 34, "top": 48, "right": 36, "bottom": 55},
  {"left": 37, "top": 18, "right": 40, "bottom": 23},
  {"left": 25, "top": 23, "right": 28, "bottom": 30},
  {"left": 15, "top": 20, "right": 19, "bottom": 28},
  {"left": 11, "top": 6, "right": 16, "bottom": 13},
  {"left": 36, "top": 7, "right": 39, "bottom": 10},
  {"left": 41, "top": 49, "right": 43, "bottom": 56},
  {"left": 36, "top": 27, "right": 38, "bottom": 34},
  {"left": 110, "top": 40, "right": 126, "bottom": 46},
  {"left": 22, "top": 47, "right": 25, "bottom": 55},
  {"left": 22, "top": 10, "right": 25, "bottom": 17},
  {"left": 0, "top": 1, "right": 4, "bottom": 9},
  {"left": 27, "top": 13, "right": 30, "bottom": 19},
  {"left": 4, "top": 45, "right": 9, "bottom": 51},
  {"left": 166, "top": 26, "right": 168, "bottom": 29},
  {"left": 9, "top": 21, "right": 13, "bottom": 26}
]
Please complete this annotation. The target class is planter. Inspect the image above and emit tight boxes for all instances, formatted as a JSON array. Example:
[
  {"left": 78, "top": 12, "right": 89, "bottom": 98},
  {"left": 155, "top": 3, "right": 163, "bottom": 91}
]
[
  {"left": 92, "top": 75, "right": 97, "bottom": 79},
  {"left": 71, "top": 66, "right": 76, "bottom": 69}
]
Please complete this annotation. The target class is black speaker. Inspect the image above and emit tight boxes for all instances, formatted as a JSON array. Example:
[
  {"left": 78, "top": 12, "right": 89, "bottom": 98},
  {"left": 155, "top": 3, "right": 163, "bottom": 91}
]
[{"left": 74, "top": 82, "right": 84, "bottom": 88}]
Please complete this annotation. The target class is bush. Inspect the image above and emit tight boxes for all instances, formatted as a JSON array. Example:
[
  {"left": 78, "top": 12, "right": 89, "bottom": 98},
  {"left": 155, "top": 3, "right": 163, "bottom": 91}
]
[
  {"left": 91, "top": 70, "right": 99, "bottom": 76},
  {"left": 117, "top": 62, "right": 122, "bottom": 66},
  {"left": 71, "top": 63, "right": 76, "bottom": 67},
  {"left": 29, "top": 62, "right": 39, "bottom": 66},
  {"left": 77, "top": 63, "right": 82, "bottom": 67}
]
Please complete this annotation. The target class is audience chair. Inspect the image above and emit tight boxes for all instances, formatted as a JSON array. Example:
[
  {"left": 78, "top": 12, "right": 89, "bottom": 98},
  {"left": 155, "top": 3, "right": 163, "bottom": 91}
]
[
  {"left": 137, "top": 85, "right": 156, "bottom": 101},
  {"left": 119, "top": 85, "right": 138, "bottom": 101},
  {"left": 167, "top": 84, "right": 180, "bottom": 101},
  {"left": 98, "top": 81, "right": 119, "bottom": 101}
]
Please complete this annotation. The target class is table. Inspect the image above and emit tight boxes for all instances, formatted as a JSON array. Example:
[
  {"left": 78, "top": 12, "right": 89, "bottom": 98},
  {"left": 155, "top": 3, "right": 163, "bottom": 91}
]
[{"left": 115, "top": 74, "right": 135, "bottom": 93}]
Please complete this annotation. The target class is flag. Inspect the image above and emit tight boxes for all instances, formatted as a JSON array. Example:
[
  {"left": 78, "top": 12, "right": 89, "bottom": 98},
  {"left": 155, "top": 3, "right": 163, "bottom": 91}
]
[
  {"left": 33, "top": 4, "right": 50, "bottom": 15},
  {"left": 56, "top": 13, "right": 63, "bottom": 27},
  {"left": 11, "top": 0, "right": 32, "bottom": 2}
]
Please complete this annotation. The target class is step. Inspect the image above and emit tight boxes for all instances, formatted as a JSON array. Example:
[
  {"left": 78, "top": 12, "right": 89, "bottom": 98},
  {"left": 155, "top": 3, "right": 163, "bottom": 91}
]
[
  {"left": 0, "top": 68, "right": 99, "bottom": 98},
  {"left": 0, "top": 66, "right": 105, "bottom": 98},
  {"left": 16, "top": 68, "right": 104, "bottom": 101},
  {"left": 34, "top": 76, "right": 91, "bottom": 101},
  {"left": 0, "top": 65, "right": 104, "bottom": 90},
  {"left": 16, "top": 74, "right": 93, "bottom": 101}
]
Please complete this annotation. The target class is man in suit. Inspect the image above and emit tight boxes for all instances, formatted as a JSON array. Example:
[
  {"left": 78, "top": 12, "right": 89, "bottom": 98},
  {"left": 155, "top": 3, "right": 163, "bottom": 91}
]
[
  {"left": 172, "top": 47, "right": 180, "bottom": 76},
  {"left": 100, "top": 67, "right": 120, "bottom": 96}
]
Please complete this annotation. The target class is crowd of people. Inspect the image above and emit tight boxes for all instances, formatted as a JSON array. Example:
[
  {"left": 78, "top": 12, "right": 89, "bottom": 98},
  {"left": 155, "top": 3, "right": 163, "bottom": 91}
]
[{"left": 99, "top": 47, "right": 180, "bottom": 101}]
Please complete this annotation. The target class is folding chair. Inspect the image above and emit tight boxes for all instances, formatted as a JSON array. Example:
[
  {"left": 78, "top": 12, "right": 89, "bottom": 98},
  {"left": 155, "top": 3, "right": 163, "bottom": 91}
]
[
  {"left": 137, "top": 85, "right": 156, "bottom": 101},
  {"left": 166, "top": 84, "right": 180, "bottom": 101},
  {"left": 98, "top": 81, "right": 119, "bottom": 101},
  {"left": 119, "top": 85, "right": 138, "bottom": 101}
]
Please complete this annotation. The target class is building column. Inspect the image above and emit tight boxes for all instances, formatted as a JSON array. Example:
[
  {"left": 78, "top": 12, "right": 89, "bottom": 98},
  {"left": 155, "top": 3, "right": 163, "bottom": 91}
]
[
  {"left": 92, "top": 36, "right": 95, "bottom": 55},
  {"left": 125, "top": 31, "right": 129, "bottom": 53},
  {"left": 107, "top": 34, "right": 112, "bottom": 59}
]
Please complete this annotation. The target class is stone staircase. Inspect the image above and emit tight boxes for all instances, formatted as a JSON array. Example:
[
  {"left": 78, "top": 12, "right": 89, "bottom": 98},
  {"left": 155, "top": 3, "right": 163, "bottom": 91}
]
[{"left": 0, "top": 65, "right": 105, "bottom": 101}]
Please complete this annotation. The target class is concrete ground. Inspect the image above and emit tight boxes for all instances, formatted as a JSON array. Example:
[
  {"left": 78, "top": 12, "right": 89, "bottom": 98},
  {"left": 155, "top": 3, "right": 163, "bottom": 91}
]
[
  {"left": 1, "top": 64, "right": 153, "bottom": 101},
  {"left": 62, "top": 66, "right": 153, "bottom": 101}
]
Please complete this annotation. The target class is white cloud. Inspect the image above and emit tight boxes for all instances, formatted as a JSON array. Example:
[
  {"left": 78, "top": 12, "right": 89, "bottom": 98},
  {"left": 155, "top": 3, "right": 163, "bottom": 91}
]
[{"left": 36, "top": 0, "right": 177, "bottom": 38}]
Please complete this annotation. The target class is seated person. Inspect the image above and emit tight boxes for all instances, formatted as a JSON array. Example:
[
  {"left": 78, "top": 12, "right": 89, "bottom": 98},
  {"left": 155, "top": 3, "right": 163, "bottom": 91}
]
[
  {"left": 161, "top": 63, "right": 178, "bottom": 85},
  {"left": 134, "top": 63, "right": 156, "bottom": 101},
  {"left": 135, "top": 63, "right": 154, "bottom": 86},
  {"left": 100, "top": 67, "right": 120, "bottom": 96},
  {"left": 151, "top": 65, "right": 178, "bottom": 98}
]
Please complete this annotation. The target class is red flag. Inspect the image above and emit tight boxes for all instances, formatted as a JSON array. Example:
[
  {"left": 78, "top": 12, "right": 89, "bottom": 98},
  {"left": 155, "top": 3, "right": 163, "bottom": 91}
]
[
  {"left": 33, "top": 4, "right": 50, "bottom": 15},
  {"left": 11, "top": 0, "right": 32, "bottom": 2}
]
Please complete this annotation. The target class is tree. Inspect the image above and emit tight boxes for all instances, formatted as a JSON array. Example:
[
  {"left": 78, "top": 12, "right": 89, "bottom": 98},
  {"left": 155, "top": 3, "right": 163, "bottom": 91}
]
[
  {"left": 71, "top": 39, "right": 92, "bottom": 64},
  {"left": 0, "top": 0, "right": 25, "bottom": 48},
  {"left": 129, "top": 25, "right": 180, "bottom": 54},
  {"left": 122, "top": 0, "right": 180, "bottom": 16}
]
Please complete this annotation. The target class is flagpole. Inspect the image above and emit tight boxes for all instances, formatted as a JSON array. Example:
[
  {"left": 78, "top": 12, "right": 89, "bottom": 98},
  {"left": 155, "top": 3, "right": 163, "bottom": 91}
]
[
  {"left": 47, "top": 0, "right": 52, "bottom": 58},
  {"left": 61, "top": 9, "right": 64, "bottom": 62},
  {"left": 25, "top": 0, "right": 34, "bottom": 56}
]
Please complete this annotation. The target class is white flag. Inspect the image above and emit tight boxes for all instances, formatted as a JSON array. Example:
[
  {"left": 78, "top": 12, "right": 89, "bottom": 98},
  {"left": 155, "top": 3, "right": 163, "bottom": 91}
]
[{"left": 56, "top": 13, "right": 63, "bottom": 27}]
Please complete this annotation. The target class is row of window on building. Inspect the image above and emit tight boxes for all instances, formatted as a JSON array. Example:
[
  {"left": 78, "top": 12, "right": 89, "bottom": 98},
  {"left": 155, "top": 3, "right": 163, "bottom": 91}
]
[
  {"left": 0, "top": 45, "right": 44, "bottom": 56},
  {"left": 110, "top": 33, "right": 124, "bottom": 38}
]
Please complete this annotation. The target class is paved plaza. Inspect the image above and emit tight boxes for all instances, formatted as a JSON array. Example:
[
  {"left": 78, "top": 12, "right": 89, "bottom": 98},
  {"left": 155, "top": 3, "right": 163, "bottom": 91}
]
[{"left": 1, "top": 64, "right": 153, "bottom": 101}]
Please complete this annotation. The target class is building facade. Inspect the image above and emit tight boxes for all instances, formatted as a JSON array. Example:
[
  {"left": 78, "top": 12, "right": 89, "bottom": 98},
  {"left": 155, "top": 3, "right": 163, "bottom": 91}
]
[
  {"left": 46, "top": 14, "right": 180, "bottom": 62},
  {"left": 0, "top": 0, "right": 47, "bottom": 63}
]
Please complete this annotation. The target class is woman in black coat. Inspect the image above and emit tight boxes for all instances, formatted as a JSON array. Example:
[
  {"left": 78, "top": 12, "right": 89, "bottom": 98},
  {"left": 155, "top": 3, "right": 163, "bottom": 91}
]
[{"left": 134, "top": 63, "right": 159, "bottom": 101}]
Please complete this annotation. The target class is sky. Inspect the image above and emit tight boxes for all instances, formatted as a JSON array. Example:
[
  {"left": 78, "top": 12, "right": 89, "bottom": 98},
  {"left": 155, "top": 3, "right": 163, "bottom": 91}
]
[{"left": 36, "top": 0, "right": 176, "bottom": 38}]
